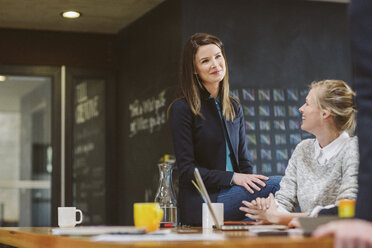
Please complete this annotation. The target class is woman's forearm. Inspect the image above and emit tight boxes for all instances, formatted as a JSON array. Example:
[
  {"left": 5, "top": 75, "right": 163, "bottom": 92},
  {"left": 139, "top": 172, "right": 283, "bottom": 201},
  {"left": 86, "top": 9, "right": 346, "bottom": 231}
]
[{"left": 268, "top": 212, "right": 308, "bottom": 225}]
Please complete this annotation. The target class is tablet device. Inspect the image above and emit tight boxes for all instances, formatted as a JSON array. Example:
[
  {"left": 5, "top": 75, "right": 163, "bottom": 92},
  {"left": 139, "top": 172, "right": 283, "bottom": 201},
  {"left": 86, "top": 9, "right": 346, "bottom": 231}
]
[
  {"left": 256, "top": 231, "right": 289, "bottom": 236},
  {"left": 194, "top": 168, "right": 288, "bottom": 232},
  {"left": 223, "top": 221, "right": 256, "bottom": 225},
  {"left": 194, "top": 168, "right": 222, "bottom": 229}
]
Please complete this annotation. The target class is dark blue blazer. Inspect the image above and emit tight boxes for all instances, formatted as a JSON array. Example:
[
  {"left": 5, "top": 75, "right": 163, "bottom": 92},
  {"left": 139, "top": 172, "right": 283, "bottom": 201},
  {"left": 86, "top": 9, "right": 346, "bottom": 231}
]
[
  {"left": 169, "top": 89, "right": 253, "bottom": 225},
  {"left": 350, "top": 0, "right": 372, "bottom": 221}
]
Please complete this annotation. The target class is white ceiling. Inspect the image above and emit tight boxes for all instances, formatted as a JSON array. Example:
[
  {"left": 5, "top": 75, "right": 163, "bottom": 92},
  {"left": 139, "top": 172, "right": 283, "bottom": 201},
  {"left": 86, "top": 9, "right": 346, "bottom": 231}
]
[
  {"left": 0, "top": 0, "right": 165, "bottom": 34},
  {"left": 0, "top": 0, "right": 348, "bottom": 34}
]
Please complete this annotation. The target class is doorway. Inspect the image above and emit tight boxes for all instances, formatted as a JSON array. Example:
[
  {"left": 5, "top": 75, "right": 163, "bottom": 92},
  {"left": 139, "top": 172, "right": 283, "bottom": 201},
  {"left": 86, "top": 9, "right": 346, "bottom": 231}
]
[{"left": 0, "top": 65, "right": 61, "bottom": 226}]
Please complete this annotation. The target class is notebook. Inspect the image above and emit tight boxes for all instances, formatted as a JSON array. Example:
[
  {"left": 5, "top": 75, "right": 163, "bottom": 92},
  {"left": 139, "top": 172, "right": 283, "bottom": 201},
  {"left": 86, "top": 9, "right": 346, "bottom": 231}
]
[{"left": 194, "top": 168, "right": 287, "bottom": 232}]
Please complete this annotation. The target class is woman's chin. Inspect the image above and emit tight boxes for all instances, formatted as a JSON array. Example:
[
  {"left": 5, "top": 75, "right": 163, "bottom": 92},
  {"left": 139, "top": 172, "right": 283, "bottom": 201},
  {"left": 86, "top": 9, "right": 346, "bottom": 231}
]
[{"left": 300, "top": 125, "right": 307, "bottom": 132}]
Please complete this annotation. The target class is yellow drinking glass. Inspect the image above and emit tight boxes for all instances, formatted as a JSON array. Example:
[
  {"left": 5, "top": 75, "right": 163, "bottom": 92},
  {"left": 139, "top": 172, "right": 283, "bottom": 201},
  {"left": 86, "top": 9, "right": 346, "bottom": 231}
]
[
  {"left": 133, "top": 203, "right": 163, "bottom": 232},
  {"left": 338, "top": 199, "right": 355, "bottom": 218}
]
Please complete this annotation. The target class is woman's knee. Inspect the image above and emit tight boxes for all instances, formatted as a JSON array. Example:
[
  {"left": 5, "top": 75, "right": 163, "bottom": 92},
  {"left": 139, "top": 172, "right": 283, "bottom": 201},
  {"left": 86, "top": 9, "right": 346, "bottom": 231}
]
[
  {"left": 266, "top": 175, "right": 282, "bottom": 192},
  {"left": 267, "top": 175, "right": 282, "bottom": 184}
]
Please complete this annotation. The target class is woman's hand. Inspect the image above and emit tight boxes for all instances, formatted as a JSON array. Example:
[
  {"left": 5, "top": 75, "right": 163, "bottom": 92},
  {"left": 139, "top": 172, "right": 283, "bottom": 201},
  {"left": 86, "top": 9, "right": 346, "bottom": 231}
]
[
  {"left": 240, "top": 193, "right": 279, "bottom": 223},
  {"left": 232, "top": 173, "right": 269, "bottom": 194},
  {"left": 288, "top": 217, "right": 301, "bottom": 228},
  {"left": 251, "top": 195, "right": 272, "bottom": 210}
]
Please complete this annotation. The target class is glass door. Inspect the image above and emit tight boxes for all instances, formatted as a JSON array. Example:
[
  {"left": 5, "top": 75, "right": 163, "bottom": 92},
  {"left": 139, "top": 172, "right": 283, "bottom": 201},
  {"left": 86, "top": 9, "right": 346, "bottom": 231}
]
[{"left": 0, "top": 66, "right": 61, "bottom": 227}]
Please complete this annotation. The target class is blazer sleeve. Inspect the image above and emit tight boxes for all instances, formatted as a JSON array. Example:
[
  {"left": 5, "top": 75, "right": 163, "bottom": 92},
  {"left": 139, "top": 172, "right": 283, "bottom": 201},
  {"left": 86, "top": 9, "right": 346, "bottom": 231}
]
[
  {"left": 236, "top": 102, "right": 253, "bottom": 174},
  {"left": 169, "top": 99, "right": 233, "bottom": 188}
]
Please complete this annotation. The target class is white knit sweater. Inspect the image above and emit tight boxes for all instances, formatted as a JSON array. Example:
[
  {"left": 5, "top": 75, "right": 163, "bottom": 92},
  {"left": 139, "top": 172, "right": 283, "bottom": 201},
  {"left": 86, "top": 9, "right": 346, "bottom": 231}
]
[{"left": 275, "top": 136, "right": 359, "bottom": 213}]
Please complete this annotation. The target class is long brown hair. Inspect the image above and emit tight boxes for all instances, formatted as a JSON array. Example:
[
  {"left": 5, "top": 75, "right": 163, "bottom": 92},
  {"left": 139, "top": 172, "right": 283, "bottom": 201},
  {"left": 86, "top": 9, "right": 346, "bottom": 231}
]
[{"left": 176, "top": 32, "right": 236, "bottom": 121}]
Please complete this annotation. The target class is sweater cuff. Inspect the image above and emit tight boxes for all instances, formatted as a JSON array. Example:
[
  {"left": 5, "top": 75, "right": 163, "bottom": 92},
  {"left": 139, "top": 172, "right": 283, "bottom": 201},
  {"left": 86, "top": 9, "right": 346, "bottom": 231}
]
[
  {"left": 275, "top": 199, "right": 290, "bottom": 213},
  {"left": 309, "top": 204, "right": 336, "bottom": 217}
]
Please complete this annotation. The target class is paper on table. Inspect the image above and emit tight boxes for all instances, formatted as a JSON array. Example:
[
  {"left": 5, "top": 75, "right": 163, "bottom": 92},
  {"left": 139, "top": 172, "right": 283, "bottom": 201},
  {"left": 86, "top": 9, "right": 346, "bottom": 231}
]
[
  {"left": 52, "top": 226, "right": 146, "bottom": 236},
  {"left": 91, "top": 233, "right": 225, "bottom": 242}
]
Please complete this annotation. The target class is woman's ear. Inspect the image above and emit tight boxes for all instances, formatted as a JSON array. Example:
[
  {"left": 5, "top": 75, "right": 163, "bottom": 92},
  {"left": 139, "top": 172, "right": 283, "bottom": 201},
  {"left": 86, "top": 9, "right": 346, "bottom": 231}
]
[{"left": 322, "top": 109, "right": 332, "bottom": 119}]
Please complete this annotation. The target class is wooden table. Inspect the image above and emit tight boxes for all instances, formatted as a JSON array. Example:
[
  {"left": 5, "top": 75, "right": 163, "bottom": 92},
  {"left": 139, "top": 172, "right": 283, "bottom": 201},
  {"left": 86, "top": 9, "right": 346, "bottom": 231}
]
[{"left": 0, "top": 227, "right": 333, "bottom": 248}]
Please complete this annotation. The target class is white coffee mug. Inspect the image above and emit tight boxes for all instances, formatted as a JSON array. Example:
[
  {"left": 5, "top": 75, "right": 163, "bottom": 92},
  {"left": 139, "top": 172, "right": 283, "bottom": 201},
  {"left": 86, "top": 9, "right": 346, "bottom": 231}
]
[
  {"left": 202, "top": 203, "right": 224, "bottom": 229},
  {"left": 58, "top": 207, "right": 83, "bottom": 228}
]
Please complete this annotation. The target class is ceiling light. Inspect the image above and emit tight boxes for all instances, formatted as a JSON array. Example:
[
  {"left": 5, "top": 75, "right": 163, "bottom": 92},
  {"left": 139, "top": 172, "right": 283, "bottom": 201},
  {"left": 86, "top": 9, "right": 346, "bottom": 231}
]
[
  {"left": 0, "top": 75, "right": 6, "bottom": 82},
  {"left": 61, "top": 11, "right": 81, "bottom": 19}
]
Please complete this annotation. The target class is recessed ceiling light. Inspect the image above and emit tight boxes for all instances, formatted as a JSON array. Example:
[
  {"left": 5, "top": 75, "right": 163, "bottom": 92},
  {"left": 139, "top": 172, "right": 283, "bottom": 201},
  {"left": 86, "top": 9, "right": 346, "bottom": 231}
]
[
  {"left": 61, "top": 11, "right": 81, "bottom": 19},
  {"left": 0, "top": 75, "right": 6, "bottom": 82}
]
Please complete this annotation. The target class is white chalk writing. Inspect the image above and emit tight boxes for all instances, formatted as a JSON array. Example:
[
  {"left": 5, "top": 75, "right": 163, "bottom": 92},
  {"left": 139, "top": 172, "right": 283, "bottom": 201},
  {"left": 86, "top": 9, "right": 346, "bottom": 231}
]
[
  {"left": 75, "top": 82, "right": 100, "bottom": 124},
  {"left": 74, "top": 142, "right": 95, "bottom": 155},
  {"left": 129, "top": 90, "right": 167, "bottom": 138}
]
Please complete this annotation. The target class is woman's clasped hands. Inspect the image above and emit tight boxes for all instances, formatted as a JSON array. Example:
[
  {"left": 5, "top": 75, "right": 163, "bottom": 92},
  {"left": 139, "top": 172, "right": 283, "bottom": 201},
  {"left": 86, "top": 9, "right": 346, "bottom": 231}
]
[{"left": 239, "top": 193, "right": 279, "bottom": 224}]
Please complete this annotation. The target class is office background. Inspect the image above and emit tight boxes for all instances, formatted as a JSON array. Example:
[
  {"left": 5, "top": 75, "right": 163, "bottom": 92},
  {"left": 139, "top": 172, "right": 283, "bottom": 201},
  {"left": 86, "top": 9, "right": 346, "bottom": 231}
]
[{"left": 0, "top": 0, "right": 350, "bottom": 226}]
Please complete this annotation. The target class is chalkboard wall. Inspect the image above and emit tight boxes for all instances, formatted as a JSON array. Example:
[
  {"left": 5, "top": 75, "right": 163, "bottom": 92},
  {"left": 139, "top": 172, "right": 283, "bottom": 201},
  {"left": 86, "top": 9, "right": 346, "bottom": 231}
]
[
  {"left": 182, "top": 0, "right": 351, "bottom": 87},
  {"left": 116, "top": 0, "right": 182, "bottom": 225},
  {"left": 115, "top": 0, "right": 351, "bottom": 224},
  {"left": 181, "top": 0, "right": 351, "bottom": 175}
]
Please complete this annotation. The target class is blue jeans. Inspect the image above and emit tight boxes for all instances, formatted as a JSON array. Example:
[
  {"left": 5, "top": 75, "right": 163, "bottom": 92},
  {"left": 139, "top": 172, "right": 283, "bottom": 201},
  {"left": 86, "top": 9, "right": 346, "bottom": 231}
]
[{"left": 217, "top": 175, "right": 282, "bottom": 221}]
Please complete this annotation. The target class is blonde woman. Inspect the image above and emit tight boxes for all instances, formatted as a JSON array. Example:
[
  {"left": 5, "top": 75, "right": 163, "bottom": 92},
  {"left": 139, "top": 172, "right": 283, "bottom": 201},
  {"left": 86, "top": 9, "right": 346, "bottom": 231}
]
[{"left": 240, "top": 80, "right": 359, "bottom": 225}]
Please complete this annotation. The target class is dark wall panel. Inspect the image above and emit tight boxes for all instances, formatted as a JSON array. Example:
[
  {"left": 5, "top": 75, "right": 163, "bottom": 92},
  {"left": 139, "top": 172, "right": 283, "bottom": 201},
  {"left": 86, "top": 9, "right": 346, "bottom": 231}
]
[
  {"left": 116, "top": 0, "right": 182, "bottom": 225},
  {"left": 0, "top": 28, "right": 116, "bottom": 68},
  {"left": 182, "top": 0, "right": 351, "bottom": 88}
]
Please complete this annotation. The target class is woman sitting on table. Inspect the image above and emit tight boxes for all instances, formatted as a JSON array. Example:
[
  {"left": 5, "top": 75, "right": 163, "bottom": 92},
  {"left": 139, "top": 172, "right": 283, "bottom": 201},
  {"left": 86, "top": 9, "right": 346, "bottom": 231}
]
[
  {"left": 240, "top": 80, "right": 359, "bottom": 225},
  {"left": 169, "top": 32, "right": 281, "bottom": 226}
]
